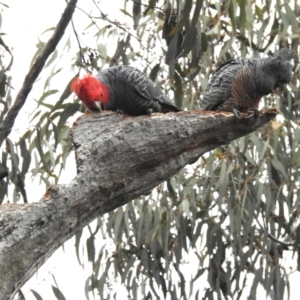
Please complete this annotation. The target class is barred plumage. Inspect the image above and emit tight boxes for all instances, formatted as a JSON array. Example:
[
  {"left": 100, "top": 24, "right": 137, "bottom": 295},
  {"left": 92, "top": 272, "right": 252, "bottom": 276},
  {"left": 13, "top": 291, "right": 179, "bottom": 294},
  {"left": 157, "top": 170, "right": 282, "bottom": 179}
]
[
  {"left": 72, "top": 65, "right": 180, "bottom": 116},
  {"left": 200, "top": 49, "right": 294, "bottom": 116}
]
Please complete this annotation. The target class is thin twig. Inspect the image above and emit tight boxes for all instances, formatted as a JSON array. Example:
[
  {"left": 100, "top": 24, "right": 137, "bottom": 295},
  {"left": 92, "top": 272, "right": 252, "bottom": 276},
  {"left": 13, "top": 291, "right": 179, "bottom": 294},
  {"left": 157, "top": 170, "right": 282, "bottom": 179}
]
[
  {"left": 70, "top": 19, "right": 86, "bottom": 70},
  {"left": 0, "top": 0, "right": 78, "bottom": 147},
  {"left": 254, "top": 207, "right": 293, "bottom": 248},
  {"left": 90, "top": 0, "right": 150, "bottom": 52},
  {"left": 131, "top": 0, "right": 164, "bottom": 13},
  {"left": 267, "top": 232, "right": 293, "bottom": 247},
  {"left": 75, "top": 2, "right": 165, "bottom": 72}
]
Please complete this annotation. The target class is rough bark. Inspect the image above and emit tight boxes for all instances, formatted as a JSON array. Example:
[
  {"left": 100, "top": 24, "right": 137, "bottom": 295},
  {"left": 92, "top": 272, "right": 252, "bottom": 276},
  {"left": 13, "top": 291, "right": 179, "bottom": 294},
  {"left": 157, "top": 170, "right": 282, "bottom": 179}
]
[{"left": 0, "top": 109, "right": 277, "bottom": 299}]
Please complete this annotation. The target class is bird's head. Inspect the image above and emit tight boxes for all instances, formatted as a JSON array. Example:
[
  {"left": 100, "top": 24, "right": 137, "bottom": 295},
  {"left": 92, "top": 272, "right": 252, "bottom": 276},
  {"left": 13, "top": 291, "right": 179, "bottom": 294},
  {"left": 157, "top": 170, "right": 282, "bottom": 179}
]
[
  {"left": 262, "top": 56, "right": 294, "bottom": 94},
  {"left": 71, "top": 74, "right": 110, "bottom": 111}
]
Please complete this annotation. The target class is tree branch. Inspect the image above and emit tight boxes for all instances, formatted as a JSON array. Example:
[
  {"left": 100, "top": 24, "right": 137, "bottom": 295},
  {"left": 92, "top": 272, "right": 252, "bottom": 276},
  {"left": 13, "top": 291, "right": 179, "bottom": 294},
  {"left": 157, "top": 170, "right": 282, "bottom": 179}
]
[
  {"left": 0, "top": 0, "right": 78, "bottom": 147},
  {"left": 0, "top": 109, "right": 276, "bottom": 299}
]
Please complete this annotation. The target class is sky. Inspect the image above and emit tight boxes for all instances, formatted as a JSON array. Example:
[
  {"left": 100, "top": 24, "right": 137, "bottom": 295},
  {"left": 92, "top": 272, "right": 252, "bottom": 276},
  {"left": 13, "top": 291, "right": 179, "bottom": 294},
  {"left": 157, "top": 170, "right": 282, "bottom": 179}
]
[
  {"left": 2, "top": 1, "right": 124, "bottom": 299},
  {"left": 2, "top": 0, "right": 128, "bottom": 198},
  {"left": 1, "top": 0, "right": 300, "bottom": 299}
]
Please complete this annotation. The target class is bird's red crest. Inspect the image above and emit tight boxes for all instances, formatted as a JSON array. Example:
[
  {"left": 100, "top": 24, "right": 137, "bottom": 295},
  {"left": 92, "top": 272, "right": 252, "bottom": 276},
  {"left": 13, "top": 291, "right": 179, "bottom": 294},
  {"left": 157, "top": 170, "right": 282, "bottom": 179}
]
[{"left": 71, "top": 73, "right": 110, "bottom": 106}]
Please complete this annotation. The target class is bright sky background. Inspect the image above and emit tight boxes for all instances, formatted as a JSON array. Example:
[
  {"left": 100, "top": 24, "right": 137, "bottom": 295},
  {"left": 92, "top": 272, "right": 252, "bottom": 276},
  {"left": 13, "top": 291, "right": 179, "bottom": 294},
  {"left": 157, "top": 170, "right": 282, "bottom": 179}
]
[
  {"left": 1, "top": 1, "right": 300, "bottom": 299},
  {"left": 2, "top": 1, "right": 125, "bottom": 299}
]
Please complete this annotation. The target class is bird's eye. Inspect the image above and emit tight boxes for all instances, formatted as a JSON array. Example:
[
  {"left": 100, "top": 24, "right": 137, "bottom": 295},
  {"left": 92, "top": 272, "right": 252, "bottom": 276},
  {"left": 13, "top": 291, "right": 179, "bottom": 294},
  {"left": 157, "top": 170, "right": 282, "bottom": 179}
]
[{"left": 277, "top": 75, "right": 281, "bottom": 80}]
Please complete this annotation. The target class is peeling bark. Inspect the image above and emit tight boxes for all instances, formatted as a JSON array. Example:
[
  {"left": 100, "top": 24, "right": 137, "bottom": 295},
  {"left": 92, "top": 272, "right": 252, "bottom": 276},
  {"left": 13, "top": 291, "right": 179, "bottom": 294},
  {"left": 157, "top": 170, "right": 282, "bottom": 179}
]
[{"left": 0, "top": 109, "right": 277, "bottom": 299}]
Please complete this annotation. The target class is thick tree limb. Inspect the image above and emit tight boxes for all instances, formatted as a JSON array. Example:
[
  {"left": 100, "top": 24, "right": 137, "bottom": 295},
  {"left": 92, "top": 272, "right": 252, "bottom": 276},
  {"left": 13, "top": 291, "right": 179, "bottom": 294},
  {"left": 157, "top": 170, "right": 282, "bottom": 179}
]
[
  {"left": 0, "top": 0, "right": 78, "bottom": 148},
  {"left": 0, "top": 109, "right": 276, "bottom": 299}
]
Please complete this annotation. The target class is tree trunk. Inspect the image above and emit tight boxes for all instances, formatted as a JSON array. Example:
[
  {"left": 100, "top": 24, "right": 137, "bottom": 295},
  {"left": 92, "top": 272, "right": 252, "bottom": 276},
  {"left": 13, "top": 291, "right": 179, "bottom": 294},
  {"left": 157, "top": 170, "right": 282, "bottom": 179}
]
[{"left": 0, "top": 109, "right": 277, "bottom": 299}]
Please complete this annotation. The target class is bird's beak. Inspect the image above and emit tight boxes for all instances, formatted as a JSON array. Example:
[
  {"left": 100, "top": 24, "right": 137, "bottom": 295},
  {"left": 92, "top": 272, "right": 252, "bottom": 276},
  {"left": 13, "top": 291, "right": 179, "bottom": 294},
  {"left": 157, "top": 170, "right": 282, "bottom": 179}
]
[
  {"left": 271, "top": 83, "right": 287, "bottom": 94},
  {"left": 275, "top": 84, "right": 287, "bottom": 94},
  {"left": 88, "top": 101, "right": 102, "bottom": 112}
]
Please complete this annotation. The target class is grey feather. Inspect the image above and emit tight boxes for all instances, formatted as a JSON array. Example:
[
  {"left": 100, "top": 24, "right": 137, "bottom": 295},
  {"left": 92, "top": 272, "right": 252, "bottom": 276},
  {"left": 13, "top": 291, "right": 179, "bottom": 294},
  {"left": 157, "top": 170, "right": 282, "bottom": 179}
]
[
  {"left": 200, "top": 49, "right": 295, "bottom": 112},
  {"left": 96, "top": 66, "right": 179, "bottom": 115}
]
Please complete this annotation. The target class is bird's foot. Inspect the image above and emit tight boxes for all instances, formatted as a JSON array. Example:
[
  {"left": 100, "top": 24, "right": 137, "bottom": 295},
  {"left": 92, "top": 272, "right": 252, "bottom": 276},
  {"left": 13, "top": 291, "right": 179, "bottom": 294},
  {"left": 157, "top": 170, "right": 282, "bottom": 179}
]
[
  {"left": 232, "top": 108, "right": 259, "bottom": 119},
  {"left": 116, "top": 109, "right": 124, "bottom": 114},
  {"left": 146, "top": 108, "right": 153, "bottom": 115},
  {"left": 232, "top": 108, "right": 243, "bottom": 119},
  {"left": 244, "top": 108, "right": 259, "bottom": 119}
]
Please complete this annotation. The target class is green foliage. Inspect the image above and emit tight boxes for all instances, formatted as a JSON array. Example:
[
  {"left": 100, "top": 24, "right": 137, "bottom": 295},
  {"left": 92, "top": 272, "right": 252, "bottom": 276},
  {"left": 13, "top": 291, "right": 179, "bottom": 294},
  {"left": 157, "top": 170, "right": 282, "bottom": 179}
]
[
  {"left": 2, "top": 0, "right": 300, "bottom": 299},
  {"left": 74, "top": 0, "right": 299, "bottom": 299},
  {"left": 30, "top": 289, "right": 43, "bottom": 300},
  {"left": 85, "top": 121, "right": 300, "bottom": 299}
]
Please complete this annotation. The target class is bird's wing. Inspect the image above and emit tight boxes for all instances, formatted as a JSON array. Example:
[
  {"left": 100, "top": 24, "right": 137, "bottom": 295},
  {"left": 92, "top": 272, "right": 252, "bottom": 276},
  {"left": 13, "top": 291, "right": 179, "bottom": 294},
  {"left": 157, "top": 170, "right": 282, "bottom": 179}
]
[
  {"left": 201, "top": 59, "right": 243, "bottom": 110},
  {"left": 117, "top": 66, "right": 179, "bottom": 110}
]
